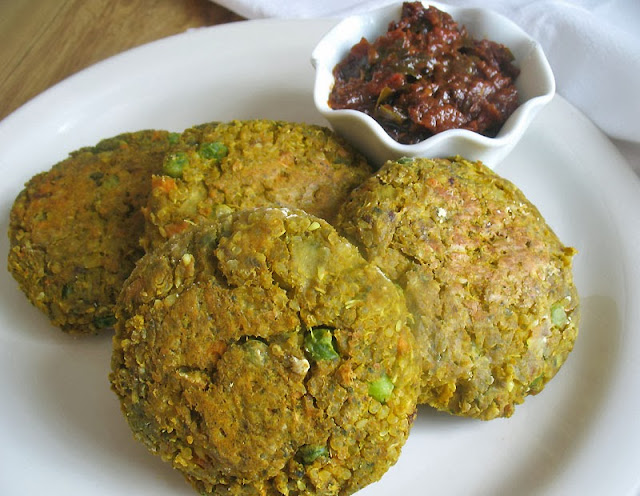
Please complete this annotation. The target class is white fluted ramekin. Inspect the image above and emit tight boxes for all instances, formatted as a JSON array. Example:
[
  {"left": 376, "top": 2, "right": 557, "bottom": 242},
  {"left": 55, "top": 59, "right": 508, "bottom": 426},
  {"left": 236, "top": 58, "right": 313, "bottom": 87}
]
[{"left": 311, "top": 1, "right": 555, "bottom": 168}]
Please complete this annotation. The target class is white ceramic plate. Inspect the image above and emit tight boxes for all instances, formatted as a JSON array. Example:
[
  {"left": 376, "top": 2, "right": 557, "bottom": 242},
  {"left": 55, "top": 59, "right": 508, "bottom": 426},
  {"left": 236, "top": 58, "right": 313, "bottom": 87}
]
[{"left": 0, "top": 18, "right": 639, "bottom": 496}]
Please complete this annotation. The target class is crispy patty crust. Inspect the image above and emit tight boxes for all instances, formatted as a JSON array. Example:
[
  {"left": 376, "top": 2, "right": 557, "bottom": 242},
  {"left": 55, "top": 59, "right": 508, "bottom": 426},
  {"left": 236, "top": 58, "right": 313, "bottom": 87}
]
[
  {"left": 111, "top": 207, "right": 420, "bottom": 495},
  {"left": 336, "top": 156, "right": 579, "bottom": 420},
  {"left": 8, "top": 130, "right": 174, "bottom": 334},
  {"left": 142, "top": 120, "right": 373, "bottom": 251}
]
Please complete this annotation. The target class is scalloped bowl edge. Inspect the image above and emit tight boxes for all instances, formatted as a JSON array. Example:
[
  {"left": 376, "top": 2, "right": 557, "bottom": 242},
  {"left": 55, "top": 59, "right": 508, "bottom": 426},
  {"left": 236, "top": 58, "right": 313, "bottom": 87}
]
[{"left": 311, "top": 1, "right": 555, "bottom": 168}]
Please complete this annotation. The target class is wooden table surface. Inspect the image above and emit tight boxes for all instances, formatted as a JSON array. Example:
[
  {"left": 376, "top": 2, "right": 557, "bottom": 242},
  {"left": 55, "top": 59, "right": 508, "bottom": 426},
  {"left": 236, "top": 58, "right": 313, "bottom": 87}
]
[{"left": 0, "top": 0, "right": 245, "bottom": 121}]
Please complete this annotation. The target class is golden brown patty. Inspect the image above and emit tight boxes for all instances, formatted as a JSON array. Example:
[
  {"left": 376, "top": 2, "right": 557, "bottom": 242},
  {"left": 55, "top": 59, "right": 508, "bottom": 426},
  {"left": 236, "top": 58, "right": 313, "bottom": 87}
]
[
  {"left": 111, "top": 207, "right": 420, "bottom": 495},
  {"left": 336, "top": 156, "right": 579, "bottom": 420},
  {"left": 141, "top": 119, "right": 373, "bottom": 251},
  {"left": 8, "top": 130, "right": 175, "bottom": 334}
]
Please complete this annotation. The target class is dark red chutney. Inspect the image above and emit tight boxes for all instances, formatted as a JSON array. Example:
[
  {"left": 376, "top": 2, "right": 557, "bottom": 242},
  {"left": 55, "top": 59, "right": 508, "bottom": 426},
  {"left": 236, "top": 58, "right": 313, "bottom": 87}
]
[{"left": 328, "top": 2, "right": 521, "bottom": 144}]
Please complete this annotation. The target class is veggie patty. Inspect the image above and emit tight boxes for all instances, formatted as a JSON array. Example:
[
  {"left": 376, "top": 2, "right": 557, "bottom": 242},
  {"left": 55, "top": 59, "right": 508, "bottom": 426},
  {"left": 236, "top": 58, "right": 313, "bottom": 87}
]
[
  {"left": 111, "top": 207, "right": 420, "bottom": 495},
  {"left": 336, "top": 156, "right": 579, "bottom": 420},
  {"left": 8, "top": 130, "right": 173, "bottom": 334}
]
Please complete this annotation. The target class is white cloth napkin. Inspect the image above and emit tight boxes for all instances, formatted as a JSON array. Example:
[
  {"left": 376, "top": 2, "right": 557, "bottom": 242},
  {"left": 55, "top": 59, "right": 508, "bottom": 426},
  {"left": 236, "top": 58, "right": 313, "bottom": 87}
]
[{"left": 213, "top": 0, "right": 640, "bottom": 172}]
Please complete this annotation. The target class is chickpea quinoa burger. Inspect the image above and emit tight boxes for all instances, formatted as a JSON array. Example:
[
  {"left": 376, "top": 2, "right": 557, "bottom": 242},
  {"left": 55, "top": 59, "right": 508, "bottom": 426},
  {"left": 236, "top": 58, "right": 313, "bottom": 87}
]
[
  {"left": 110, "top": 207, "right": 420, "bottom": 495},
  {"left": 336, "top": 156, "right": 579, "bottom": 420},
  {"left": 141, "top": 119, "right": 373, "bottom": 251},
  {"left": 7, "top": 130, "right": 175, "bottom": 335}
]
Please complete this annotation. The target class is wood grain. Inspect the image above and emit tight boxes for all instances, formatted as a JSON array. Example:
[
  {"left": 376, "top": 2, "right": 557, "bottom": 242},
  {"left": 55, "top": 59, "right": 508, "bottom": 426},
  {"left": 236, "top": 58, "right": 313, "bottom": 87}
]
[{"left": 0, "top": 0, "right": 244, "bottom": 120}]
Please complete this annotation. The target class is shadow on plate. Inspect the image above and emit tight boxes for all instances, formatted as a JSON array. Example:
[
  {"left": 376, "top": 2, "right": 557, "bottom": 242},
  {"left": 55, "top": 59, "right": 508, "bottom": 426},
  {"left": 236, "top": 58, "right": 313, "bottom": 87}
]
[
  {"left": 405, "top": 296, "right": 619, "bottom": 496},
  {"left": 29, "top": 334, "right": 191, "bottom": 493},
  {"left": 486, "top": 295, "right": 620, "bottom": 496}
]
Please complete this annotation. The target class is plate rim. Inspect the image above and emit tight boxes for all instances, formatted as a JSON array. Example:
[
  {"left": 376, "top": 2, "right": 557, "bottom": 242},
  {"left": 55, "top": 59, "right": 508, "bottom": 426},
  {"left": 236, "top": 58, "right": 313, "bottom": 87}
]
[{"left": 1, "top": 16, "right": 639, "bottom": 496}]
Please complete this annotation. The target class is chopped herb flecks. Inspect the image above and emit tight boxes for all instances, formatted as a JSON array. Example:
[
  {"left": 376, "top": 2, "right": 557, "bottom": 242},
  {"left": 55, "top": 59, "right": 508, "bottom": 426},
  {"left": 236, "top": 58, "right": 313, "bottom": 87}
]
[
  {"left": 304, "top": 327, "right": 339, "bottom": 361},
  {"left": 93, "top": 314, "right": 117, "bottom": 329},
  {"left": 296, "top": 444, "right": 329, "bottom": 464}
]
